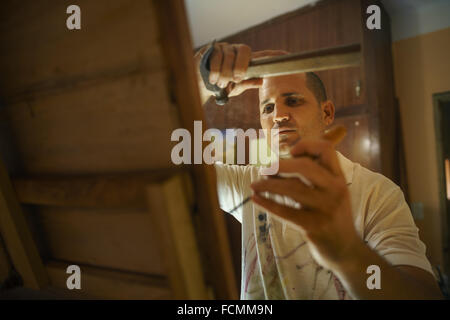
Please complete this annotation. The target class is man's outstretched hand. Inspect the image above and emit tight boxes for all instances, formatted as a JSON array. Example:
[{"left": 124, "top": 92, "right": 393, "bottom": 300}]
[
  {"left": 250, "top": 132, "right": 443, "bottom": 299},
  {"left": 250, "top": 131, "right": 360, "bottom": 272}
]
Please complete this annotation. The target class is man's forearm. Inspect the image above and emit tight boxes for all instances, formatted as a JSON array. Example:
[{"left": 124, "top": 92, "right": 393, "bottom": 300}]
[{"left": 333, "top": 239, "right": 442, "bottom": 299}]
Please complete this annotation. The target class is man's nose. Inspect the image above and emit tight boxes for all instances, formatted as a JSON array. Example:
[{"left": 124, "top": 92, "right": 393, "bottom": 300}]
[{"left": 273, "top": 104, "right": 290, "bottom": 123}]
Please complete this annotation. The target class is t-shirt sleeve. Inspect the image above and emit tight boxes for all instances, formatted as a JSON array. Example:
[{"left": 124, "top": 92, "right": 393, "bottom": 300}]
[
  {"left": 363, "top": 181, "right": 434, "bottom": 277},
  {"left": 214, "top": 163, "right": 252, "bottom": 223}
]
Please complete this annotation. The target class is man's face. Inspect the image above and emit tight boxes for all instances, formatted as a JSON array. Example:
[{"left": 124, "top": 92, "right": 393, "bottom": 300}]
[{"left": 259, "top": 73, "right": 331, "bottom": 154}]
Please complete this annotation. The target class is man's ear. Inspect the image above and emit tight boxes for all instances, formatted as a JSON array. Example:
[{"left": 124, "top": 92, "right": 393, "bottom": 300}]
[{"left": 322, "top": 100, "right": 335, "bottom": 126}]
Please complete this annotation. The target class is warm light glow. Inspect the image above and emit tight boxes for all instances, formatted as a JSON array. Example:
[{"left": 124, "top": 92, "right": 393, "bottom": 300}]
[{"left": 362, "top": 137, "right": 371, "bottom": 151}]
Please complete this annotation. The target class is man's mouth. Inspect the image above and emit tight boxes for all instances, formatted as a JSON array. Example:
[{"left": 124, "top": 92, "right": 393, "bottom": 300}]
[{"left": 274, "top": 128, "right": 297, "bottom": 135}]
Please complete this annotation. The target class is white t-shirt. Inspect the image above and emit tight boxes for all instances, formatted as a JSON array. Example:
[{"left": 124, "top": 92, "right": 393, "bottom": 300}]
[{"left": 215, "top": 152, "right": 434, "bottom": 300}]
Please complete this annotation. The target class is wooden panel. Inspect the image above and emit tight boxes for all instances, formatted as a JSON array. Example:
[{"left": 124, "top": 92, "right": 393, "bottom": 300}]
[
  {"left": 1, "top": 71, "right": 179, "bottom": 175},
  {"left": 222, "top": 0, "right": 361, "bottom": 52},
  {"left": 204, "top": 89, "right": 261, "bottom": 130},
  {"left": 0, "top": 160, "right": 48, "bottom": 289},
  {"left": 315, "top": 66, "right": 364, "bottom": 111},
  {"left": 147, "top": 174, "right": 209, "bottom": 299},
  {"left": 31, "top": 206, "right": 165, "bottom": 276},
  {"left": 12, "top": 171, "right": 184, "bottom": 208},
  {"left": 360, "top": 0, "right": 397, "bottom": 181},
  {"left": 154, "top": 0, "right": 238, "bottom": 299},
  {"left": 334, "top": 113, "right": 373, "bottom": 170},
  {"left": 46, "top": 261, "right": 171, "bottom": 299},
  {"left": 0, "top": 0, "right": 163, "bottom": 99}
]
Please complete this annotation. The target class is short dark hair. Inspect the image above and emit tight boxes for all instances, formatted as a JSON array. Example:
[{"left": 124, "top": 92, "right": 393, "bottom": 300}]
[{"left": 305, "top": 72, "right": 327, "bottom": 105}]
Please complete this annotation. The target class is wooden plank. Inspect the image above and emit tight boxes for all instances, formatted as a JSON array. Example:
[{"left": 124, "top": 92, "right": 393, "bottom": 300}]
[
  {"left": 146, "top": 174, "right": 208, "bottom": 299},
  {"left": 0, "top": 0, "right": 164, "bottom": 99},
  {"left": 46, "top": 260, "right": 171, "bottom": 299},
  {"left": 12, "top": 170, "right": 184, "bottom": 208},
  {"left": 153, "top": 0, "right": 238, "bottom": 299},
  {"left": 0, "top": 159, "right": 48, "bottom": 289},
  {"left": 32, "top": 206, "right": 166, "bottom": 276},
  {"left": 1, "top": 71, "right": 179, "bottom": 175}
]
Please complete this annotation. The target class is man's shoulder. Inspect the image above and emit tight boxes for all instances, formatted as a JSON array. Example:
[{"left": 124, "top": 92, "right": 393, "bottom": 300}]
[
  {"left": 354, "top": 161, "right": 399, "bottom": 191},
  {"left": 343, "top": 156, "right": 408, "bottom": 227},
  {"left": 347, "top": 156, "right": 403, "bottom": 206}
]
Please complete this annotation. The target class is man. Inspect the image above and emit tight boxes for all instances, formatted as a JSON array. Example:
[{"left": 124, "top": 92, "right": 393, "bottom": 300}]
[{"left": 194, "top": 43, "right": 442, "bottom": 299}]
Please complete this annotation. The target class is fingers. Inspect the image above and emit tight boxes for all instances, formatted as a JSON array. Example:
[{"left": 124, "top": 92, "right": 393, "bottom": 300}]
[
  {"left": 288, "top": 139, "right": 343, "bottom": 177},
  {"left": 217, "top": 45, "right": 235, "bottom": 88},
  {"left": 287, "top": 126, "right": 346, "bottom": 176},
  {"left": 233, "top": 44, "right": 251, "bottom": 82},
  {"left": 208, "top": 42, "right": 253, "bottom": 89},
  {"left": 208, "top": 42, "right": 224, "bottom": 85},
  {"left": 228, "top": 78, "right": 263, "bottom": 97},
  {"left": 275, "top": 157, "right": 336, "bottom": 189},
  {"left": 251, "top": 193, "right": 312, "bottom": 229},
  {"left": 251, "top": 177, "right": 321, "bottom": 209}
]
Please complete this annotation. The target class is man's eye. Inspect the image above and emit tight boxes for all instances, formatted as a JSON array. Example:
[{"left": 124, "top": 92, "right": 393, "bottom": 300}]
[
  {"left": 286, "top": 97, "right": 301, "bottom": 105},
  {"left": 263, "top": 104, "right": 274, "bottom": 114}
]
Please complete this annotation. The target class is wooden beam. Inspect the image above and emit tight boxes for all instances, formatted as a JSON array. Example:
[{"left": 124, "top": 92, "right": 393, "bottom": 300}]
[
  {"left": 12, "top": 170, "right": 185, "bottom": 208},
  {"left": 146, "top": 174, "right": 209, "bottom": 299},
  {"left": 0, "top": 159, "right": 48, "bottom": 289},
  {"left": 46, "top": 260, "right": 171, "bottom": 299},
  {"left": 153, "top": 0, "right": 238, "bottom": 299}
]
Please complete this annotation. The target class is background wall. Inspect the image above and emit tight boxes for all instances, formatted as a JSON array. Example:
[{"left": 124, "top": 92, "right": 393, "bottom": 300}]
[
  {"left": 392, "top": 26, "right": 450, "bottom": 268},
  {"left": 382, "top": 0, "right": 450, "bottom": 42}
]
